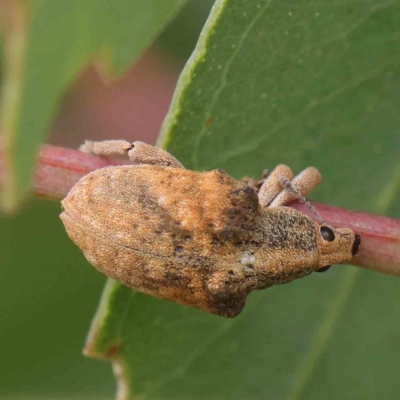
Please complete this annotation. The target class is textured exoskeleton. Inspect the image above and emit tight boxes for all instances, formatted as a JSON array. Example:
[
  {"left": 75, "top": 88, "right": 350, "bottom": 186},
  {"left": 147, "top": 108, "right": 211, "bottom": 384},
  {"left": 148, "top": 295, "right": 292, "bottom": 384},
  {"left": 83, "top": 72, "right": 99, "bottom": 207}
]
[{"left": 60, "top": 141, "right": 360, "bottom": 317}]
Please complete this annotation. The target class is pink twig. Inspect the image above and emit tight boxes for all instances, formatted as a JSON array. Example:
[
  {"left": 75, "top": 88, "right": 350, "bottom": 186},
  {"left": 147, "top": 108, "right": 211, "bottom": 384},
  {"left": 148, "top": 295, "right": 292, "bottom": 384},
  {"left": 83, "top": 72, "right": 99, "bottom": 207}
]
[
  {"left": 1, "top": 144, "right": 399, "bottom": 277},
  {"left": 31, "top": 144, "right": 123, "bottom": 200}
]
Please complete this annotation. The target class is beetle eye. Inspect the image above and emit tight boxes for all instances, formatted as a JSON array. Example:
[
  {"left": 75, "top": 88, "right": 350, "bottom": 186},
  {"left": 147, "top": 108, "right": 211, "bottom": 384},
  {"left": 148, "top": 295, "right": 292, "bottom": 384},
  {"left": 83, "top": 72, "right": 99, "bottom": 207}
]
[
  {"left": 316, "top": 265, "right": 331, "bottom": 273},
  {"left": 320, "top": 226, "right": 335, "bottom": 242}
]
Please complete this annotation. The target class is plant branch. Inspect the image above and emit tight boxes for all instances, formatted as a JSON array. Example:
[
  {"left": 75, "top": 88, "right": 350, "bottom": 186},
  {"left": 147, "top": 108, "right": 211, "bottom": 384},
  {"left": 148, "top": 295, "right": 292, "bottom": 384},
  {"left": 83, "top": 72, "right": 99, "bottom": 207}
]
[{"left": 1, "top": 144, "right": 399, "bottom": 277}]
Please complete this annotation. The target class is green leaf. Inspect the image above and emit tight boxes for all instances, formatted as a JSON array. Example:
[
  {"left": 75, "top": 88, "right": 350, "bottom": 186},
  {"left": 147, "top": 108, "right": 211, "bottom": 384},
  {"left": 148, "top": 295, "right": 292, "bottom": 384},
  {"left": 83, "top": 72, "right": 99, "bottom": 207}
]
[
  {"left": 0, "top": 200, "right": 115, "bottom": 398},
  {"left": 0, "top": 0, "right": 186, "bottom": 212},
  {"left": 86, "top": 0, "right": 400, "bottom": 399}
]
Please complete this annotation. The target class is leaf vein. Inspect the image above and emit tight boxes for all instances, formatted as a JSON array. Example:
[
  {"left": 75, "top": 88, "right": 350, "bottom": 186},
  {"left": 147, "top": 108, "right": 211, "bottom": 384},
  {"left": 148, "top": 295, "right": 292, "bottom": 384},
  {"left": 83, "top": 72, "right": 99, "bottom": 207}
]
[{"left": 191, "top": 0, "right": 272, "bottom": 169}]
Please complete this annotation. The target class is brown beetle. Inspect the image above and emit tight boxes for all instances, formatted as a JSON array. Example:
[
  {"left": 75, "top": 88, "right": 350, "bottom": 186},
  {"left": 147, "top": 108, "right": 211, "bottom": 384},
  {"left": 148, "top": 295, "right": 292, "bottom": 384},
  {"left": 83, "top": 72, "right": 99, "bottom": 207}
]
[{"left": 60, "top": 140, "right": 360, "bottom": 317}]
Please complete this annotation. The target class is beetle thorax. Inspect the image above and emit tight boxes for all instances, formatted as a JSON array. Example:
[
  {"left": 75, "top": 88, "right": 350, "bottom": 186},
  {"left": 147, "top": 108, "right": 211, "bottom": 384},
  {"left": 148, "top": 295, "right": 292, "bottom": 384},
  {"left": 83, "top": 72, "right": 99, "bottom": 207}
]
[{"left": 254, "top": 207, "right": 319, "bottom": 287}]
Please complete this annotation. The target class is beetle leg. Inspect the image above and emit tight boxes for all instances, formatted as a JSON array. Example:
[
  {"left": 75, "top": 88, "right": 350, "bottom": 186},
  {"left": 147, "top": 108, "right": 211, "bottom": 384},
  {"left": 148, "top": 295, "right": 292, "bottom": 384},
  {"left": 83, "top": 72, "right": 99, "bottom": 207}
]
[
  {"left": 258, "top": 164, "right": 294, "bottom": 207},
  {"left": 206, "top": 264, "right": 257, "bottom": 318},
  {"left": 241, "top": 170, "right": 270, "bottom": 193},
  {"left": 269, "top": 167, "right": 321, "bottom": 207},
  {"left": 80, "top": 140, "right": 184, "bottom": 168}
]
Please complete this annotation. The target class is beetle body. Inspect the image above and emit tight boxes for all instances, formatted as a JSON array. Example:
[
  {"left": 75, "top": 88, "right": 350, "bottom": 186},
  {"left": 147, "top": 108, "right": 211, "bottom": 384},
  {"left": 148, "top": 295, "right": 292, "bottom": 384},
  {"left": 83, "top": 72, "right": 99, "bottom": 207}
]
[{"left": 61, "top": 163, "right": 358, "bottom": 317}]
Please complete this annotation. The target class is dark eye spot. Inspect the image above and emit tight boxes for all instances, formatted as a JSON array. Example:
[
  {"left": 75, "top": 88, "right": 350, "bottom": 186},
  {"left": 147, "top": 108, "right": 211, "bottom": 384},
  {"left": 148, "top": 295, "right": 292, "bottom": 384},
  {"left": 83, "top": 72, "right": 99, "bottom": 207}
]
[
  {"left": 320, "top": 226, "right": 335, "bottom": 242},
  {"left": 316, "top": 265, "right": 331, "bottom": 273}
]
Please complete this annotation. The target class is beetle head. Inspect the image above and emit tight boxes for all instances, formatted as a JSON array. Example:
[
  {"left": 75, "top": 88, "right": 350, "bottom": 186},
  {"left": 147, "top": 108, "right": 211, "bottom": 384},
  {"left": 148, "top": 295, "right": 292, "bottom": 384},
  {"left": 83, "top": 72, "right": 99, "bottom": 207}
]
[{"left": 315, "top": 224, "right": 360, "bottom": 272}]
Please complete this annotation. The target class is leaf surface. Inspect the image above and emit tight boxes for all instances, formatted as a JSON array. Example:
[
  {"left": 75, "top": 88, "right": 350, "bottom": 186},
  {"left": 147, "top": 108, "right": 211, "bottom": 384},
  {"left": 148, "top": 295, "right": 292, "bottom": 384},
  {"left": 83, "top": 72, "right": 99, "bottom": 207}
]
[
  {"left": 0, "top": 0, "right": 186, "bottom": 211},
  {"left": 86, "top": 1, "right": 400, "bottom": 399}
]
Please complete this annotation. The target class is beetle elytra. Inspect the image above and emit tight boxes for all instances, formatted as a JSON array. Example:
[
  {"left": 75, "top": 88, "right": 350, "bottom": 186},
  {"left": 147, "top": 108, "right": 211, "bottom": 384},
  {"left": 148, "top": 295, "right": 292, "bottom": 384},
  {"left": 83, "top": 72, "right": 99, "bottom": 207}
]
[{"left": 60, "top": 140, "right": 360, "bottom": 317}]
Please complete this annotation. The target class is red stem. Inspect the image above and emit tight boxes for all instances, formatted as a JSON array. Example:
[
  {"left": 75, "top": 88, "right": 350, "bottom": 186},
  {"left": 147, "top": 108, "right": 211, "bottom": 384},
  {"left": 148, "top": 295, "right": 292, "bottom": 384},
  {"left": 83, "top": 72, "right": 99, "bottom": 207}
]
[{"left": 1, "top": 144, "right": 399, "bottom": 277}]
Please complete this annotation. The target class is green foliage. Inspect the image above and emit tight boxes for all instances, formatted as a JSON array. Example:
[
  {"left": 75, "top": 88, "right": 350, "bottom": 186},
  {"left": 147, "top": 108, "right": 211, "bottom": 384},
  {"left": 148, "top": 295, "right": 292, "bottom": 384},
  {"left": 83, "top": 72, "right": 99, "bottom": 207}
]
[
  {"left": 2, "top": 0, "right": 400, "bottom": 399},
  {"left": 0, "top": 200, "right": 115, "bottom": 399},
  {"left": 87, "top": 0, "right": 400, "bottom": 399},
  {"left": 0, "top": 0, "right": 186, "bottom": 212}
]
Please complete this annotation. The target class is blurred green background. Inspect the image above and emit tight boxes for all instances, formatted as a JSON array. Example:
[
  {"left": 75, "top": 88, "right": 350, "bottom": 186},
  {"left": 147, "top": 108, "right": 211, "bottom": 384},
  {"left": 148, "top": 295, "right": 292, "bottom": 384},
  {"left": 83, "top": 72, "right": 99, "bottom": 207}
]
[
  {"left": 0, "top": 2, "right": 214, "bottom": 398},
  {"left": 2, "top": 1, "right": 400, "bottom": 399}
]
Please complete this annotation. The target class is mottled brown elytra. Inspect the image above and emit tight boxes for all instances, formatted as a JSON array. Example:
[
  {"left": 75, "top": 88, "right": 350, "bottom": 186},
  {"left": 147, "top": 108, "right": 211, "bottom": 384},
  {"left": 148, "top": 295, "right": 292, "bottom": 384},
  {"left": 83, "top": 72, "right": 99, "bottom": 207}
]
[{"left": 60, "top": 140, "right": 360, "bottom": 317}]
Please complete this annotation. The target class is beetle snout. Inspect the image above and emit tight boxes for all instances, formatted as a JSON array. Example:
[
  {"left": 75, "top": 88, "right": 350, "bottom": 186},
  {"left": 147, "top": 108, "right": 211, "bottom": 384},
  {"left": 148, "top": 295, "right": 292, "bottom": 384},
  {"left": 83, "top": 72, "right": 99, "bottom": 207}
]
[{"left": 351, "top": 234, "right": 361, "bottom": 256}]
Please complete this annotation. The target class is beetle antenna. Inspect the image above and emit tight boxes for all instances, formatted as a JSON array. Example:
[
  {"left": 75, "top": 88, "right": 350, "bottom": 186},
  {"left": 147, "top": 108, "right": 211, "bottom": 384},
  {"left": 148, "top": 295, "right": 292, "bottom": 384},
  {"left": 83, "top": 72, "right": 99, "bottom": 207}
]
[{"left": 279, "top": 176, "right": 324, "bottom": 224}]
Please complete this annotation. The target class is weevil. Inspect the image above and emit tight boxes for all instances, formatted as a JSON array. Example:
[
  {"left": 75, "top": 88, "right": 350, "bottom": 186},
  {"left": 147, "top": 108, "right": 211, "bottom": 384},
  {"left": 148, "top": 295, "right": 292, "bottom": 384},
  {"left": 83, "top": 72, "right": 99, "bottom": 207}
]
[{"left": 60, "top": 140, "right": 361, "bottom": 318}]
